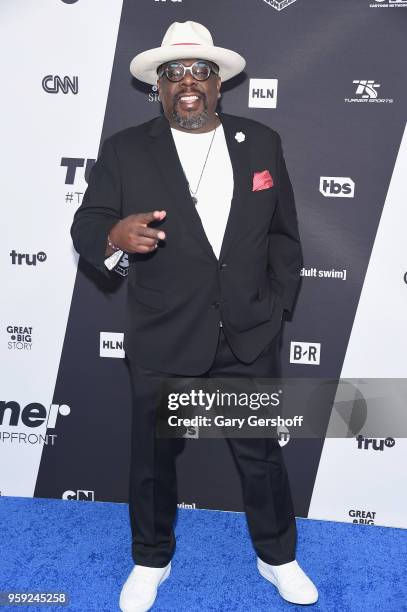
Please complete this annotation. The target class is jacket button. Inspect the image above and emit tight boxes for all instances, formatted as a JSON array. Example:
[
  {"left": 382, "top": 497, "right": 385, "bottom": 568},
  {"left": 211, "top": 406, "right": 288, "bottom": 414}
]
[
  {"left": 211, "top": 301, "right": 220, "bottom": 309},
  {"left": 219, "top": 263, "right": 228, "bottom": 270}
]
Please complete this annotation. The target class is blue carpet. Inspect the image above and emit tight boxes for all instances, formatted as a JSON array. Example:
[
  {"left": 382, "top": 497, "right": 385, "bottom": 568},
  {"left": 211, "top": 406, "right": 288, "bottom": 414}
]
[{"left": 0, "top": 497, "right": 406, "bottom": 611}]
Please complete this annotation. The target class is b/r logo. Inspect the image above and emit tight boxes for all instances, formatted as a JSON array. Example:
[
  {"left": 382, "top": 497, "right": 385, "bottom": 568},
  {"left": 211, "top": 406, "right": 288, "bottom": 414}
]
[{"left": 10, "top": 250, "right": 47, "bottom": 265}]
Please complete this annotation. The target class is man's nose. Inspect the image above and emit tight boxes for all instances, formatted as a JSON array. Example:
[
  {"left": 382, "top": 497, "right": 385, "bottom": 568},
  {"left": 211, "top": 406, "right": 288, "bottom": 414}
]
[{"left": 181, "top": 69, "right": 195, "bottom": 86}]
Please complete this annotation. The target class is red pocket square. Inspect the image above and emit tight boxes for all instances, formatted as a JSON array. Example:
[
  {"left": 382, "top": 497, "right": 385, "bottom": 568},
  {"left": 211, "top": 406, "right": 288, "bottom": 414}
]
[{"left": 252, "top": 169, "right": 274, "bottom": 191}]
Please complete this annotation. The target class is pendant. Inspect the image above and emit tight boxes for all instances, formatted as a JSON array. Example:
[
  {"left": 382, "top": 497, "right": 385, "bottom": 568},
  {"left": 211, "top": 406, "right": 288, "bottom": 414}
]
[{"left": 191, "top": 195, "right": 198, "bottom": 205}]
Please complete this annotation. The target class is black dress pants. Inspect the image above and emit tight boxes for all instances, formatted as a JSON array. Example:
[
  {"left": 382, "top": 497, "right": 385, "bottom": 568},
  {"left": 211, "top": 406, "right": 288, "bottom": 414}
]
[{"left": 127, "top": 327, "right": 297, "bottom": 568}]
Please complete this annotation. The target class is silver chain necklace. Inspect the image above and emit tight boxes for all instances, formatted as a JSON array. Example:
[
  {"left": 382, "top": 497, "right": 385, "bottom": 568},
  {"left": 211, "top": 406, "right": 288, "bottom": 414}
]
[{"left": 185, "top": 125, "right": 218, "bottom": 205}]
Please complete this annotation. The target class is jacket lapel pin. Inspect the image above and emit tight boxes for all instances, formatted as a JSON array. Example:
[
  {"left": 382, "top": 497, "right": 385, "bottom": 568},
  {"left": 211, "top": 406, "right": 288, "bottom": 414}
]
[
  {"left": 234, "top": 131, "right": 245, "bottom": 143},
  {"left": 252, "top": 169, "right": 274, "bottom": 191}
]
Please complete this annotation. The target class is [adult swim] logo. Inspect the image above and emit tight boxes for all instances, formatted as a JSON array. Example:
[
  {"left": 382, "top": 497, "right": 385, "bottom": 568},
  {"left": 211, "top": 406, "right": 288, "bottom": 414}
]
[{"left": 262, "top": 0, "right": 298, "bottom": 10}]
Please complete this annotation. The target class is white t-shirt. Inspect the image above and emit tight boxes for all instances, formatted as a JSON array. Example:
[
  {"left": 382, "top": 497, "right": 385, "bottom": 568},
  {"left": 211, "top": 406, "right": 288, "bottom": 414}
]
[
  {"left": 170, "top": 122, "right": 234, "bottom": 259},
  {"left": 105, "top": 120, "right": 234, "bottom": 268}
]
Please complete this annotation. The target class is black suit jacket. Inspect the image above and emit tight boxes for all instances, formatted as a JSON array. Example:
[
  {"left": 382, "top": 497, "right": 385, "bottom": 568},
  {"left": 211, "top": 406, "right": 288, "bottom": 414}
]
[{"left": 71, "top": 111, "right": 303, "bottom": 374}]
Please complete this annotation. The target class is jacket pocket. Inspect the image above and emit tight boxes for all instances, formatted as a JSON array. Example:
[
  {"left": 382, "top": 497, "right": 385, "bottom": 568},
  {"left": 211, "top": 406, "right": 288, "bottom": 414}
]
[{"left": 131, "top": 281, "right": 166, "bottom": 312}]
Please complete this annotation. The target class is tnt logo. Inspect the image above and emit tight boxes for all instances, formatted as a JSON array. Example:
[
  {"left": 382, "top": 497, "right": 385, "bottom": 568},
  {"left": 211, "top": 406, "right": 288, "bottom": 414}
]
[
  {"left": 42, "top": 75, "right": 78, "bottom": 94},
  {"left": 290, "top": 341, "right": 321, "bottom": 365},
  {"left": 10, "top": 250, "right": 47, "bottom": 266},
  {"left": 319, "top": 177, "right": 355, "bottom": 198},
  {"left": 248, "top": 79, "right": 278, "bottom": 109},
  {"left": 356, "top": 435, "right": 395, "bottom": 451},
  {"left": 99, "top": 332, "right": 125, "bottom": 358},
  {"left": 62, "top": 490, "right": 94, "bottom": 501},
  {"left": 61, "top": 158, "right": 95, "bottom": 184}
]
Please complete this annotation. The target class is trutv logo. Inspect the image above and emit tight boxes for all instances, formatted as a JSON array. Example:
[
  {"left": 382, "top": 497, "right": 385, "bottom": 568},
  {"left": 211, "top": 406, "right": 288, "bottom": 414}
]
[
  {"left": 10, "top": 250, "right": 47, "bottom": 266},
  {"left": 356, "top": 435, "right": 395, "bottom": 451}
]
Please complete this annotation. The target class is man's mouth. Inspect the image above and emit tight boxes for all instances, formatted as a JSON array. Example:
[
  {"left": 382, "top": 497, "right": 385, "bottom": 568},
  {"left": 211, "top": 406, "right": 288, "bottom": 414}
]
[{"left": 176, "top": 93, "right": 203, "bottom": 110}]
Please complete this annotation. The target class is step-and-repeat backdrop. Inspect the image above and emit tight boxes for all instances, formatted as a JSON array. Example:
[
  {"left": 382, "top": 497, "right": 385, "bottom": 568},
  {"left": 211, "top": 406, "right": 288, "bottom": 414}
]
[{"left": 1, "top": 0, "right": 406, "bottom": 529}]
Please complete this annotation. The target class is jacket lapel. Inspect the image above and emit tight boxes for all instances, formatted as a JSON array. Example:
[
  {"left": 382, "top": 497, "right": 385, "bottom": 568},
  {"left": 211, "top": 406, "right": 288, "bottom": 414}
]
[
  {"left": 217, "top": 112, "right": 252, "bottom": 261},
  {"left": 147, "top": 112, "right": 252, "bottom": 261}
]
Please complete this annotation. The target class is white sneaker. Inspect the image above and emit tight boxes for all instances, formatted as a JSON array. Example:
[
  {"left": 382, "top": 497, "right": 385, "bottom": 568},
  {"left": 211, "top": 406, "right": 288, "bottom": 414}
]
[
  {"left": 119, "top": 562, "right": 171, "bottom": 612},
  {"left": 257, "top": 558, "right": 318, "bottom": 605}
]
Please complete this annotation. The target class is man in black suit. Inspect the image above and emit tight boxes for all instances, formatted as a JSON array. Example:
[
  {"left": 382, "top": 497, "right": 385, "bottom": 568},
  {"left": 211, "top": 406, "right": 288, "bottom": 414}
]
[{"left": 71, "top": 20, "right": 318, "bottom": 612}]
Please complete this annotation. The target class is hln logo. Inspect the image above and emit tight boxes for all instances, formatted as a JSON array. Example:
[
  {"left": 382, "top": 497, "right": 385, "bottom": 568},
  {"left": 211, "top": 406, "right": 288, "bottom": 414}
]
[
  {"left": 248, "top": 79, "right": 278, "bottom": 109},
  {"left": 99, "top": 332, "right": 125, "bottom": 358},
  {"left": 42, "top": 75, "right": 79, "bottom": 94},
  {"left": 356, "top": 435, "right": 395, "bottom": 451},
  {"left": 319, "top": 177, "right": 355, "bottom": 198},
  {"left": 290, "top": 342, "right": 321, "bottom": 365},
  {"left": 62, "top": 490, "right": 94, "bottom": 501}
]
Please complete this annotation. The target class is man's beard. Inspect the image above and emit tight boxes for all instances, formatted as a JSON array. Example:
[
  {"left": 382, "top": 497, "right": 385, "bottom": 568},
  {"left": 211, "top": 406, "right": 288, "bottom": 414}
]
[{"left": 171, "top": 95, "right": 210, "bottom": 130}]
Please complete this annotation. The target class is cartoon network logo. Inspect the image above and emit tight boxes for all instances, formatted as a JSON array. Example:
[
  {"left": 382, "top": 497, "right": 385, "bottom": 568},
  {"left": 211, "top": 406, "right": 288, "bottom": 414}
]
[
  {"left": 62, "top": 490, "right": 95, "bottom": 501},
  {"left": 100, "top": 332, "right": 125, "bottom": 358},
  {"left": 248, "top": 79, "right": 278, "bottom": 109},
  {"left": 262, "top": 0, "right": 298, "bottom": 10}
]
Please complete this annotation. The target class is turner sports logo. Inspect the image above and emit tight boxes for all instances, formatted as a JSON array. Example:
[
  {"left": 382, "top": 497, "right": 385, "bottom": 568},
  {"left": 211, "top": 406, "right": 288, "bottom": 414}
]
[
  {"left": 7, "top": 325, "right": 33, "bottom": 350},
  {"left": 10, "top": 250, "right": 47, "bottom": 266},
  {"left": 369, "top": 0, "right": 407, "bottom": 7},
  {"left": 0, "top": 401, "right": 71, "bottom": 445},
  {"left": 262, "top": 0, "right": 298, "bottom": 10},
  {"left": 345, "top": 80, "right": 393, "bottom": 104},
  {"left": 356, "top": 435, "right": 395, "bottom": 451},
  {"left": 349, "top": 509, "right": 376, "bottom": 525}
]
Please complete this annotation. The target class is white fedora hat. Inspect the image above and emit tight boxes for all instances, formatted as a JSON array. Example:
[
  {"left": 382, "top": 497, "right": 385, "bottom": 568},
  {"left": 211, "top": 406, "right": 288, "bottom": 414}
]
[{"left": 130, "top": 20, "right": 246, "bottom": 85}]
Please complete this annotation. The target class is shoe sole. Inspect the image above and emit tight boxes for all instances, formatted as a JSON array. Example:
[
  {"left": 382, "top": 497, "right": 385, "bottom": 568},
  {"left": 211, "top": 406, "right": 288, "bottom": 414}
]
[
  {"left": 257, "top": 561, "right": 318, "bottom": 605},
  {"left": 120, "top": 564, "right": 172, "bottom": 612}
]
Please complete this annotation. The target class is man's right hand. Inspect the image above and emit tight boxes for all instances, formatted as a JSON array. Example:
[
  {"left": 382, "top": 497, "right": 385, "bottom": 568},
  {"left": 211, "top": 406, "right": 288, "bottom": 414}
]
[{"left": 106, "top": 210, "right": 167, "bottom": 256}]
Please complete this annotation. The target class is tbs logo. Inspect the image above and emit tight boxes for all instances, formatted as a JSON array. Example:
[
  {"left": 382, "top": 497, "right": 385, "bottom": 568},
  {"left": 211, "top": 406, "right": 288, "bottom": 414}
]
[
  {"left": 319, "top": 177, "right": 355, "bottom": 198},
  {"left": 62, "top": 490, "right": 94, "bottom": 501},
  {"left": 10, "top": 250, "right": 47, "bottom": 266}
]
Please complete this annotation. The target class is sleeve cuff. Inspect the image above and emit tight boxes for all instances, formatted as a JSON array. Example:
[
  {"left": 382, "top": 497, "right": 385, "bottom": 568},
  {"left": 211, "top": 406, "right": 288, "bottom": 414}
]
[{"left": 104, "top": 249, "right": 124, "bottom": 270}]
